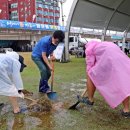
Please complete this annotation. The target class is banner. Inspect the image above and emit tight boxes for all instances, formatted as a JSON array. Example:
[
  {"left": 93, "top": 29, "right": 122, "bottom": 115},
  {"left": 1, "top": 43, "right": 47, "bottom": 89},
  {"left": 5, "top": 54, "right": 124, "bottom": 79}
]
[{"left": 0, "top": 20, "right": 66, "bottom": 31}]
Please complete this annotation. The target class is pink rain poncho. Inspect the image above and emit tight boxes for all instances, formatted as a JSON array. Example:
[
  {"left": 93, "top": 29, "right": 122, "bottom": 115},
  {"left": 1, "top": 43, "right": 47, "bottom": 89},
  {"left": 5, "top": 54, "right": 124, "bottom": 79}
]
[{"left": 85, "top": 41, "right": 130, "bottom": 108}]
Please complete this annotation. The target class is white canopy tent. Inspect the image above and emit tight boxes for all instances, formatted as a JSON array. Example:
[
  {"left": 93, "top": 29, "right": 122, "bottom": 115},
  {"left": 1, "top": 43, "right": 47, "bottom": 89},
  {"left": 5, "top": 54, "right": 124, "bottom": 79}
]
[{"left": 64, "top": 0, "right": 130, "bottom": 61}]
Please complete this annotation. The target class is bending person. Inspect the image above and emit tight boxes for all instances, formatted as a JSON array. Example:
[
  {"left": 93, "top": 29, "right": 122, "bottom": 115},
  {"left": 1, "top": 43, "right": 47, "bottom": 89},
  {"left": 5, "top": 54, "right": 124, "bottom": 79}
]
[
  {"left": 83, "top": 41, "right": 130, "bottom": 118},
  {"left": 32, "top": 30, "right": 65, "bottom": 93},
  {"left": 0, "top": 51, "right": 26, "bottom": 113}
]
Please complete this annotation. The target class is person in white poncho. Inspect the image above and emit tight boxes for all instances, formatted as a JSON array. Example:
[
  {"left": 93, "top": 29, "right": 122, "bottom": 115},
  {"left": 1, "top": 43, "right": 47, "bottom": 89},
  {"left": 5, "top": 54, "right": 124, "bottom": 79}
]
[{"left": 0, "top": 51, "right": 26, "bottom": 114}]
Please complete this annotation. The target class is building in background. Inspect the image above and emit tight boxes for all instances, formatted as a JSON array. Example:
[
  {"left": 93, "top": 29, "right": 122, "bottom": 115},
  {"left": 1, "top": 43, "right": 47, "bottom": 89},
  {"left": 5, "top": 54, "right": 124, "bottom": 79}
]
[
  {"left": 36, "top": 0, "right": 60, "bottom": 25},
  {"left": 0, "top": 0, "right": 9, "bottom": 20},
  {"left": 0, "top": 0, "right": 60, "bottom": 25}
]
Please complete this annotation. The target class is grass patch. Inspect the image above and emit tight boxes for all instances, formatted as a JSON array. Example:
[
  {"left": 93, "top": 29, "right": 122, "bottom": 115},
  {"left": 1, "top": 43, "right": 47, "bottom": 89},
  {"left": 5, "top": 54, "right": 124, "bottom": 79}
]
[{"left": 0, "top": 52, "right": 130, "bottom": 130}]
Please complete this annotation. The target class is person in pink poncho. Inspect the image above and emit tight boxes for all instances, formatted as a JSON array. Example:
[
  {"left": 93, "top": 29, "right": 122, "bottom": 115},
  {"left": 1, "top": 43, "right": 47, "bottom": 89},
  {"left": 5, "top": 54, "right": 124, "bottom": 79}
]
[{"left": 82, "top": 41, "right": 130, "bottom": 118}]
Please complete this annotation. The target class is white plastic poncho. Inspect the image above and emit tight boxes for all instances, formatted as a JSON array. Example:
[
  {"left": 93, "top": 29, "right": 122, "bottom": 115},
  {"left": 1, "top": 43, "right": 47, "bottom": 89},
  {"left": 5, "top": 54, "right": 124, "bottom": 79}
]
[{"left": 0, "top": 53, "right": 23, "bottom": 98}]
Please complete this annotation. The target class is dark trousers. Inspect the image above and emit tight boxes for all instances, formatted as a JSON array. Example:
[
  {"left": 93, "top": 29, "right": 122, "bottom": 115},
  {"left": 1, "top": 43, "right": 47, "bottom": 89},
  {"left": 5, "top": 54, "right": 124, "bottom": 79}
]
[
  {"left": 32, "top": 56, "right": 51, "bottom": 93},
  {"left": 32, "top": 56, "right": 51, "bottom": 80}
]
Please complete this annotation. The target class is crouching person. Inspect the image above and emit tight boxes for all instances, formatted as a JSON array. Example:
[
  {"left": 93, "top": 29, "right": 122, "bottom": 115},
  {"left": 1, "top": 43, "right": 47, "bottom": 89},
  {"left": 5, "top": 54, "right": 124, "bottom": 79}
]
[{"left": 0, "top": 51, "right": 26, "bottom": 114}]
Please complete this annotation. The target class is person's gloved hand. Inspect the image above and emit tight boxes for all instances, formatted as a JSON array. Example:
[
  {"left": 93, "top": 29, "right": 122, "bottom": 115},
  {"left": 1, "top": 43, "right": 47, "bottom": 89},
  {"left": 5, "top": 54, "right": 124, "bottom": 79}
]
[{"left": 18, "top": 90, "right": 24, "bottom": 99}]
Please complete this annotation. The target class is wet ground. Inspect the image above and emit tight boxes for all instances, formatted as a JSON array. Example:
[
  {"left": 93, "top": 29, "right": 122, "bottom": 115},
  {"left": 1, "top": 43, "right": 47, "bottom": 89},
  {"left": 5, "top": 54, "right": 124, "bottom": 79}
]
[
  {"left": 0, "top": 79, "right": 89, "bottom": 130},
  {"left": 0, "top": 94, "right": 89, "bottom": 130},
  {"left": 0, "top": 79, "right": 130, "bottom": 130}
]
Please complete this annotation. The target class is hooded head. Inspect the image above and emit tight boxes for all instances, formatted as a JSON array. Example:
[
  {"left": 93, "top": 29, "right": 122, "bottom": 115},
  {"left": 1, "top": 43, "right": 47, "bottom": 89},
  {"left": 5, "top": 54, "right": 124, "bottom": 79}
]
[
  {"left": 6, "top": 51, "right": 27, "bottom": 72},
  {"left": 18, "top": 55, "right": 27, "bottom": 72}
]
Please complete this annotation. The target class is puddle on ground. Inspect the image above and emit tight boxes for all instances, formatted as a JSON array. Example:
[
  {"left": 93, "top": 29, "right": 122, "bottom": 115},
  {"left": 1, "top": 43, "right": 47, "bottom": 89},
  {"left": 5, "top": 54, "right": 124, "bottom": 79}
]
[
  {"left": 1, "top": 85, "right": 130, "bottom": 130},
  {"left": 0, "top": 82, "right": 96, "bottom": 130},
  {"left": 80, "top": 79, "right": 87, "bottom": 82}
]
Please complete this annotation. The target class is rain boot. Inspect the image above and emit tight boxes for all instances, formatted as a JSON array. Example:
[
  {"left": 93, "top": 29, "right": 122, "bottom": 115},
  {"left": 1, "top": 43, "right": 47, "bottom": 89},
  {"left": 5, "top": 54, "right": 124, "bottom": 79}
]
[{"left": 39, "top": 79, "right": 51, "bottom": 93}]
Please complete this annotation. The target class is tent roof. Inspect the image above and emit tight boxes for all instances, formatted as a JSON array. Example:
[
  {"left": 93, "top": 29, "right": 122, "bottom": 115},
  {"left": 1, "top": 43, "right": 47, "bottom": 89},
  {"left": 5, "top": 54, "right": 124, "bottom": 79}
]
[{"left": 67, "top": 0, "right": 130, "bottom": 32}]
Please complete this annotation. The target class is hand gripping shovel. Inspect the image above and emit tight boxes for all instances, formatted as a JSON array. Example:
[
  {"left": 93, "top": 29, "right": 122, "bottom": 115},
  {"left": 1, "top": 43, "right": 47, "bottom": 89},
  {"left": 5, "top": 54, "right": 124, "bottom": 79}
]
[
  {"left": 47, "top": 61, "right": 58, "bottom": 100},
  {"left": 69, "top": 88, "right": 87, "bottom": 109}
]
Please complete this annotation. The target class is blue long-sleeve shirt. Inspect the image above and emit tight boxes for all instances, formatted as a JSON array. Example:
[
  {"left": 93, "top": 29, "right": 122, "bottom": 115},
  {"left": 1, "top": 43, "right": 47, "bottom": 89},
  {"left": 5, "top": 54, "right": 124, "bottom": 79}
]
[{"left": 32, "top": 35, "right": 57, "bottom": 58}]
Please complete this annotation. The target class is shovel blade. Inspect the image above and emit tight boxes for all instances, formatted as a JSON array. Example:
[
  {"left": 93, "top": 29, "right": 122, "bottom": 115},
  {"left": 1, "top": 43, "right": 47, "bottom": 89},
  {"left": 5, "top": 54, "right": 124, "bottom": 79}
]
[
  {"left": 69, "top": 101, "right": 80, "bottom": 110},
  {"left": 0, "top": 103, "right": 4, "bottom": 109},
  {"left": 47, "top": 92, "right": 58, "bottom": 100}
]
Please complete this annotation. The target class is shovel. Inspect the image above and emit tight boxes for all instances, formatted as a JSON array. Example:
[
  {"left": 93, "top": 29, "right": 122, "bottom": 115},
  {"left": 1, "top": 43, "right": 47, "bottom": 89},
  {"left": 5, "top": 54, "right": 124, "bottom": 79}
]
[
  {"left": 47, "top": 61, "right": 58, "bottom": 100},
  {"left": 0, "top": 103, "right": 4, "bottom": 109},
  {"left": 24, "top": 96, "right": 39, "bottom": 108},
  {"left": 69, "top": 88, "right": 87, "bottom": 109}
]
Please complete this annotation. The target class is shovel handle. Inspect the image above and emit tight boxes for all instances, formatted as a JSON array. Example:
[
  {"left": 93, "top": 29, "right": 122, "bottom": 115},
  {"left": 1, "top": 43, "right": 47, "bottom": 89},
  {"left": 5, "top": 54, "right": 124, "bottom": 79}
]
[
  {"left": 24, "top": 96, "right": 37, "bottom": 102},
  {"left": 81, "top": 88, "right": 88, "bottom": 97},
  {"left": 50, "top": 60, "right": 54, "bottom": 91}
]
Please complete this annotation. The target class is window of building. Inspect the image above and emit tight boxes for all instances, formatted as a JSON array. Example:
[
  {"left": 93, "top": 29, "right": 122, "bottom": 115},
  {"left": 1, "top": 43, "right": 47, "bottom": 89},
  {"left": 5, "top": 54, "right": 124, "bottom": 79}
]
[
  {"left": 42, "top": 10, "right": 44, "bottom": 15},
  {"left": 50, "top": 12, "right": 53, "bottom": 16},
  {"left": 44, "top": 11, "right": 48, "bottom": 16},
  {"left": 11, "top": 15, "right": 18, "bottom": 21},
  {"left": 54, "top": 1, "right": 58, "bottom": 6},
  {"left": 28, "top": 11, "right": 31, "bottom": 15},
  {"left": 20, "top": 8, "right": 23, "bottom": 12},
  {"left": 45, "top": 18, "right": 48, "bottom": 22},
  {"left": 11, "top": 10, "right": 18, "bottom": 18},
  {"left": 38, "top": 4, "right": 42, "bottom": 8},
  {"left": 50, "top": 19, "right": 53, "bottom": 23},
  {"left": 44, "top": 5, "right": 48, "bottom": 9},
  {"left": 21, "top": 14, "right": 24, "bottom": 17},
  {"left": 50, "top": 6, "right": 53, "bottom": 10},
  {"left": 20, "top": 2, "right": 23, "bottom": 5},
  {"left": 3, "top": 4, "right": 6, "bottom": 7},
  {"left": 47, "top": 12, "right": 50, "bottom": 16},
  {"left": 56, "top": 7, "right": 60, "bottom": 11},
  {"left": 37, "top": 17, "right": 42, "bottom": 21},
  {"left": 55, "top": 19, "right": 59, "bottom": 23},
  {"left": 37, "top": 10, "right": 43, "bottom": 15},
  {"left": 53, "top": 6, "right": 56, "bottom": 10},
  {"left": 55, "top": 13, "right": 60, "bottom": 17},
  {"left": 42, "top": 18, "right": 44, "bottom": 22},
  {"left": 11, "top": 3, "right": 18, "bottom": 8}
]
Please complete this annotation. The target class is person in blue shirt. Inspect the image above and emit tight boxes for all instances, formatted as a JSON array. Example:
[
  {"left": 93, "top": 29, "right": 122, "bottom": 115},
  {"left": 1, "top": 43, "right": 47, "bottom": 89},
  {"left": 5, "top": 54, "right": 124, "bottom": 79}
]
[{"left": 32, "top": 30, "right": 65, "bottom": 93}]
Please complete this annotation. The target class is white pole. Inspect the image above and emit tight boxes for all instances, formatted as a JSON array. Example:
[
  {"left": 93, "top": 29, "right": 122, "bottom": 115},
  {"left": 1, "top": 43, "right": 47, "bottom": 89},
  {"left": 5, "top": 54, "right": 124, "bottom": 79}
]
[{"left": 32, "top": 14, "right": 36, "bottom": 23}]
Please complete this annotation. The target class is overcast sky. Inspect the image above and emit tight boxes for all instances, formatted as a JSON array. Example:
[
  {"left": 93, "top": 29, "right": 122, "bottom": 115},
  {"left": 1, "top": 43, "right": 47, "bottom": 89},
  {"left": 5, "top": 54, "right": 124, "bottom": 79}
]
[{"left": 59, "top": 0, "right": 74, "bottom": 26}]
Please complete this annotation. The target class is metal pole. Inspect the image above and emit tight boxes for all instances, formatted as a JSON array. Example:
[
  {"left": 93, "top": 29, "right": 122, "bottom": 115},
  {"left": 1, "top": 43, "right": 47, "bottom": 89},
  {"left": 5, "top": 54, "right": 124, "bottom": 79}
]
[
  {"left": 53, "top": 2, "right": 55, "bottom": 26},
  {"left": 47, "top": 5, "right": 50, "bottom": 24},
  {"left": 0, "top": 9, "right": 2, "bottom": 19},
  {"left": 58, "top": 0, "right": 67, "bottom": 62},
  {"left": 35, "top": 0, "right": 37, "bottom": 23},
  {"left": 17, "top": 0, "right": 19, "bottom": 21},
  {"left": 24, "top": 1, "right": 26, "bottom": 22},
  {"left": 60, "top": 1, "right": 64, "bottom": 26},
  {"left": 42, "top": 4, "right": 43, "bottom": 24}
]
